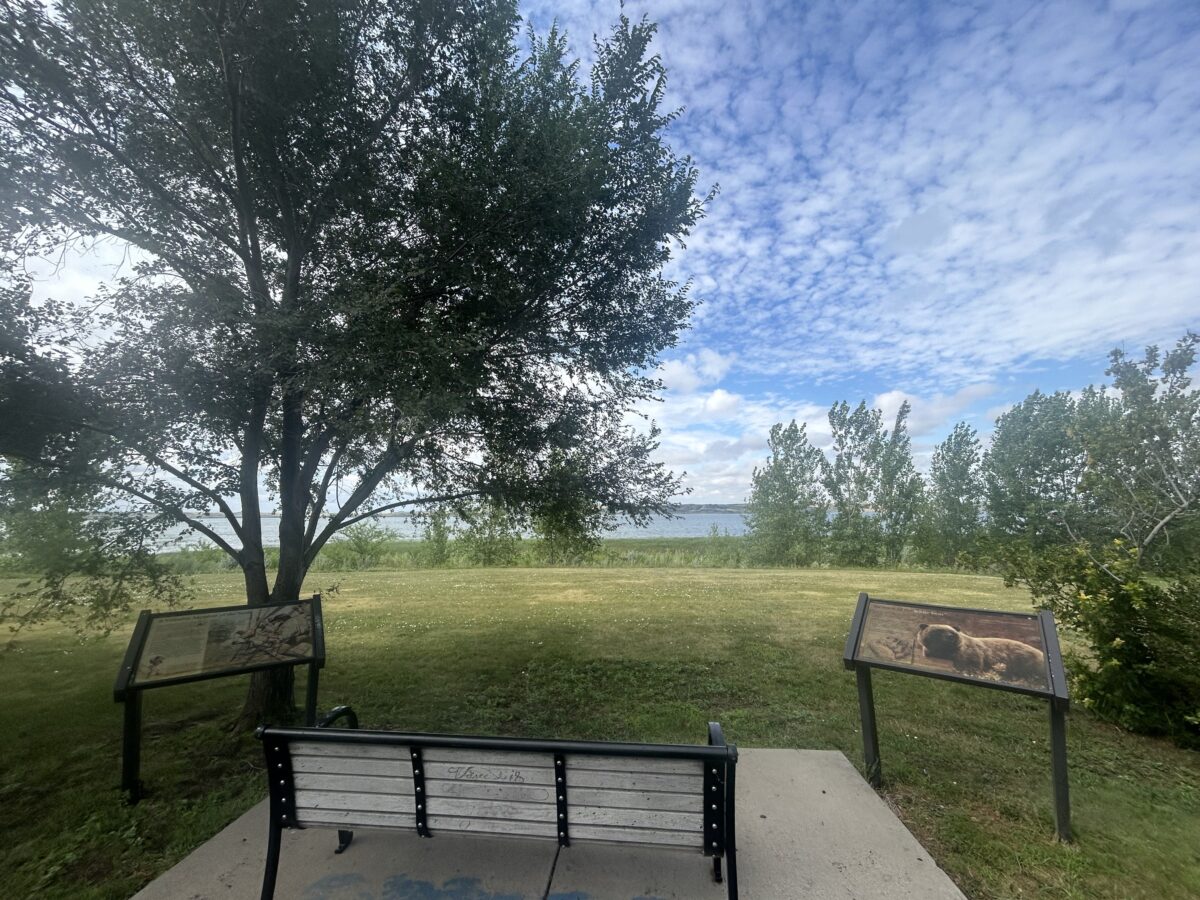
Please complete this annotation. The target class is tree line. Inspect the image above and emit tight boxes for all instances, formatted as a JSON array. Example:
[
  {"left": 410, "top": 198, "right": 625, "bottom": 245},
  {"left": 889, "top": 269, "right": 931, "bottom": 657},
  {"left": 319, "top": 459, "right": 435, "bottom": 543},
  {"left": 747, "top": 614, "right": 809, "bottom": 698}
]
[{"left": 746, "top": 333, "right": 1199, "bottom": 746}]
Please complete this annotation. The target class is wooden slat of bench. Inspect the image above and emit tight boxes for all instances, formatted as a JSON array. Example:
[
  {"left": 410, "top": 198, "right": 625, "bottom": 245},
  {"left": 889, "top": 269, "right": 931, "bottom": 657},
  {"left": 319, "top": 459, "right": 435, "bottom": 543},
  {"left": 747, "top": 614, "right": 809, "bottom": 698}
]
[
  {"left": 295, "top": 789, "right": 414, "bottom": 814},
  {"left": 297, "top": 808, "right": 415, "bottom": 829},
  {"left": 569, "top": 806, "right": 703, "bottom": 831},
  {"left": 423, "top": 747, "right": 552, "bottom": 769},
  {"left": 291, "top": 742, "right": 410, "bottom": 761},
  {"left": 425, "top": 815, "right": 554, "bottom": 839},
  {"left": 570, "top": 770, "right": 700, "bottom": 793},
  {"left": 421, "top": 761, "right": 556, "bottom": 786},
  {"left": 292, "top": 756, "right": 409, "bottom": 778},
  {"left": 570, "top": 823, "right": 700, "bottom": 848},
  {"left": 425, "top": 779, "right": 555, "bottom": 804},
  {"left": 294, "top": 773, "right": 414, "bottom": 795},
  {"left": 565, "top": 754, "right": 704, "bottom": 777},
  {"left": 569, "top": 787, "right": 701, "bottom": 813},
  {"left": 422, "top": 797, "right": 556, "bottom": 823}
]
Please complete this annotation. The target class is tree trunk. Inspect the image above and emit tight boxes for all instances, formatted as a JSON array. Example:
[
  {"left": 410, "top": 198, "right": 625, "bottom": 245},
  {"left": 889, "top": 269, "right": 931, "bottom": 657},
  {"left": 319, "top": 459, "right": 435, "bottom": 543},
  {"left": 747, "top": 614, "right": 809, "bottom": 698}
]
[
  {"left": 236, "top": 666, "right": 297, "bottom": 732},
  {"left": 233, "top": 544, "right": 301, "bottom": 731}
]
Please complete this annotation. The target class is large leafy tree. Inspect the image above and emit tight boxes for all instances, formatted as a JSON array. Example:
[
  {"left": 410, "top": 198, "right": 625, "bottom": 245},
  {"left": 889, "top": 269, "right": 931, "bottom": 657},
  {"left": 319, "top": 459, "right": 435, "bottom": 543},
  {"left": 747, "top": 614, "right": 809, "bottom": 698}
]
[
  {"left": 1072, "top": 335, "right": 1200, "bottom": 574},
  {"left": 0, "top": 0, "right": 706, "bottom": 724},
  {"left": 745, "top": 420, "right": 828, "bottom": 566},
  {"left": 983, "top": 390, "right": 1093, "bottom": 578},
  {"left": 983, "top": 335, "right": 1200, "bottom": 745},
  {"left": 822, "top": 400, "right": 922, "bottom": 566},
  {"left": 913, "top": 422, "right": 984, "bottom": 568}
]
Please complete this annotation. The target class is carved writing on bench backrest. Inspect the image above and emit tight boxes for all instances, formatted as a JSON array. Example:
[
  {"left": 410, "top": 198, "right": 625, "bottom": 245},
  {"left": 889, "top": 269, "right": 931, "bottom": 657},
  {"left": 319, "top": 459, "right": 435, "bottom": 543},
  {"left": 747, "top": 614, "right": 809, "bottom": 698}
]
[{"left": 443, "top": 765, "right": 528, "bottom": 783}]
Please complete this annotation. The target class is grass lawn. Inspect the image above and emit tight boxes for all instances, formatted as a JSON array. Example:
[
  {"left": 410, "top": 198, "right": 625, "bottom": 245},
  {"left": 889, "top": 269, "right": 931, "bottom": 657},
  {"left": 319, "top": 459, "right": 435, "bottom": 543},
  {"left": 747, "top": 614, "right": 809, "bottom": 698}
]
[{"left": 2, "top": 566, "right": 1198, "bottom": 899}]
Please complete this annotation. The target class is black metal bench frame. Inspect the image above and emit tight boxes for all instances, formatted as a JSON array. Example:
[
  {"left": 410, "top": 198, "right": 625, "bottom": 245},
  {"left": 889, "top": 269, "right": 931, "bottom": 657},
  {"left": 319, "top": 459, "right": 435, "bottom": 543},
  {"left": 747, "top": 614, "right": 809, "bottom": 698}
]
[{"left": 257, "top": 709, "right": 738, "bottom": 900}]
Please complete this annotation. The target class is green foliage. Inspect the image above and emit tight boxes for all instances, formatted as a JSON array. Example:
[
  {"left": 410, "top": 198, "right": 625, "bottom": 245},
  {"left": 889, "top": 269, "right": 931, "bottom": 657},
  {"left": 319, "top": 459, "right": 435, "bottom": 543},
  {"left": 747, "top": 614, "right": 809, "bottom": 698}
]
[
  {"left": 823, "top": 400, "right": 922, "bottom": 566},
  {"left": 745, "top": 420, "right": 827, "bottom": 565},
  {"left": 0, "top": 0, "right": 704, "bottom": 661},
  {"left": 1073, "top": 334, "right": 1200, "bottom": 575},
  {"left": 419, "top": 507, "right": 453, "bottom": 567},
  {"left": 702, "top": 524, "right": 746, "bottom": 568},
  {"left": 528, "top": 451, "right": 606, "bottom": 564},
  {"left": 983, "top": 390, "right": 1090, "bottom": 574},
  {"left": 986, "top": 334, "right": 1200, "bottom": 745},
  {"left": 457, "top": 502, "right": 521, "bottom": 566},
  {"left": 1024, "top": 541, "right": 1200, "bottom": 746},
  {"left": 913, "top": 422, "right": 984, "bottom": 568},
  {"left": 331, "top": 521, "right": 392, "bottom": 570},
  {"left": 0, "top": 465, "right": 184, "bottom": 638}
]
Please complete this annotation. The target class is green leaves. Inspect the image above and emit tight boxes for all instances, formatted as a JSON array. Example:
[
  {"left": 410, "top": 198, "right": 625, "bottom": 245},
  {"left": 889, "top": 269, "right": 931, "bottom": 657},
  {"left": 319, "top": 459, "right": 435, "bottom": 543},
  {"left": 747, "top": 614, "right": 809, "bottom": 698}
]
[
  {"left": 823, "top": 400, "right": 922, "bottom": 567},
  {"left": 0, "top": 0, "right": 703, "bottom": 629},
  {"left": 745, "top": 421, "right": 828, "bottom": 566},
  {"left": 983, "top": 333, "right": 1200, "bottom": 746},
  {"left": 912, "top": 422, "right": 984, "bottom": 569}
]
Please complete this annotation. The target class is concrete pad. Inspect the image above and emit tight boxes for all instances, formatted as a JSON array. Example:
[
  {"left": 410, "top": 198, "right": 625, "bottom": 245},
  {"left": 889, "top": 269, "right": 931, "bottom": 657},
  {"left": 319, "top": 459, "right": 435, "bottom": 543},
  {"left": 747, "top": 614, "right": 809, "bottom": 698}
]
[
  {"left": 131, "top": 801, "right": 558, "bottom": 900},
  {"left": 133, "top": 749, "right": 964, "bottom": 900},
  {"left": 547, "top": 842, "right": 725, "bottom": 900},
  {"left": 732, "top": 750, "right": 964, "bottom": 900}
]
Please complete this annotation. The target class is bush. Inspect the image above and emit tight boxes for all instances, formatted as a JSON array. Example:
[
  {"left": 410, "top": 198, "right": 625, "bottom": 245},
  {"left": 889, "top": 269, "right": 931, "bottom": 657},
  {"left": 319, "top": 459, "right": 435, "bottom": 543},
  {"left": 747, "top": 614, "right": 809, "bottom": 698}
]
[
  {"left": 335, "top": 521, "right": 392, "bottom": 569},
  {"left": 420, "top": 508, "right": 453, "bottom": 567},
  {"left": 458, "top": 503, "right": 521, "bottom": 566},
  {"left": 1029, "top": 541, "right": 1200, "bottom": 747}
]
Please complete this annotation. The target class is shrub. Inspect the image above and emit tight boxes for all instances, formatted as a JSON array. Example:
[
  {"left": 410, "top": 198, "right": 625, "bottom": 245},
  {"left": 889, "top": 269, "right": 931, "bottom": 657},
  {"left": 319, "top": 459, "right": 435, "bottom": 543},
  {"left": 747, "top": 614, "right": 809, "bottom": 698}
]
[
  {"left": 1028, "top": 541, "right": 1199, "bottom": 747},
  {"left": 458, "top": 503, "right": 521, "bottom": 566},
  {"left": 420, "top": 508, "right": 453, "bottom": 567}
]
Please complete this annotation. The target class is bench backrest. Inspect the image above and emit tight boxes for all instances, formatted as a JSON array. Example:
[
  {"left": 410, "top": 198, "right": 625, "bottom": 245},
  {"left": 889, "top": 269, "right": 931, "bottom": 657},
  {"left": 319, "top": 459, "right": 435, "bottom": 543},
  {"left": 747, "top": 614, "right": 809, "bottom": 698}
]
[{"left": 259, "top": 726, "right": 736, "bottom": 855}]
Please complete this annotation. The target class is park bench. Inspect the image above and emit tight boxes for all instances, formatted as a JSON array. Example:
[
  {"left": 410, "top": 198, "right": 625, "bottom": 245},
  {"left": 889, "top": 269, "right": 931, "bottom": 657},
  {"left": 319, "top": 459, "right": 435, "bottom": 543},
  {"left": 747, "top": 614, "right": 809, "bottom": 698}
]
[{"left": 257, "top": 709, "right": 739, "bottom": 899}]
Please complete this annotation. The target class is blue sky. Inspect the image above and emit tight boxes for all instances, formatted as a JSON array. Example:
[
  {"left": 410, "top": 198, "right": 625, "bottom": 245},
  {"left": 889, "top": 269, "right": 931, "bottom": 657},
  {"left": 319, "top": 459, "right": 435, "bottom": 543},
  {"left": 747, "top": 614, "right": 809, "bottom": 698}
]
[
  {"left": 523, "top": 0, "right": 1200, "bottom": 501},
  {"left": 28, "top": 0, "right": 1200, "bottom": 507}
]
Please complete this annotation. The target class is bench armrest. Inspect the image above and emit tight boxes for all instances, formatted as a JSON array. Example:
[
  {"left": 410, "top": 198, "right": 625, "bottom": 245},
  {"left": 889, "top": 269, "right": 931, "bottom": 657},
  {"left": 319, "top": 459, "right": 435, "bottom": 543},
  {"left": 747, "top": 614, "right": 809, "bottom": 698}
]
[{"left": 707, "top": 721, "right": 726, "bottom": 747}]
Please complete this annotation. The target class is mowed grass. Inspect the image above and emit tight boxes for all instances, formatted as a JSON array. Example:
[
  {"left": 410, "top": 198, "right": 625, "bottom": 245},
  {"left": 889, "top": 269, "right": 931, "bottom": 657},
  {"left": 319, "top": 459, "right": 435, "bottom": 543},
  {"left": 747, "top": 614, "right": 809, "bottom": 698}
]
[{"left": 2, "top": 567, "right": 1198, "bottom": 899}]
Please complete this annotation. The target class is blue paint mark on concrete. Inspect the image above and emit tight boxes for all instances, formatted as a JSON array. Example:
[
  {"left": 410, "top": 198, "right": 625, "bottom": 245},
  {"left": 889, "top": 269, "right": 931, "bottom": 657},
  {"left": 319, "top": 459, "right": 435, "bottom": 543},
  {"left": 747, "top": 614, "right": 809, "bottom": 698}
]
[
  {"left": 301, "top": 872, "right": 375, "bottom": 899},
  {"left": 381, "top": 874, "right": 525, "bottom": 899}
]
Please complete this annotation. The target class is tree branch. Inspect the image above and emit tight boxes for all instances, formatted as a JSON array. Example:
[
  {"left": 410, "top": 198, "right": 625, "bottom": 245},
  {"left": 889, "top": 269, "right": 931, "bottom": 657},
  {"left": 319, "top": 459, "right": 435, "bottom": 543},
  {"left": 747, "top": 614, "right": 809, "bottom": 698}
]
[{"left": 337, "top": 490, "right": 478, "bottom": 530}]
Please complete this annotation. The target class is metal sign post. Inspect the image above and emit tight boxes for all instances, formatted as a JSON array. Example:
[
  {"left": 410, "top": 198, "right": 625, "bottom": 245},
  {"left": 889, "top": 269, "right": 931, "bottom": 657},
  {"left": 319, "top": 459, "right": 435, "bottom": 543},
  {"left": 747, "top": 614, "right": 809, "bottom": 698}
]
[
  {"left": 843, "top": 592, "right": 1072, "bottom": 841},
  {"left": 113, "top": 595, "right": 325, "bottom": 803}
]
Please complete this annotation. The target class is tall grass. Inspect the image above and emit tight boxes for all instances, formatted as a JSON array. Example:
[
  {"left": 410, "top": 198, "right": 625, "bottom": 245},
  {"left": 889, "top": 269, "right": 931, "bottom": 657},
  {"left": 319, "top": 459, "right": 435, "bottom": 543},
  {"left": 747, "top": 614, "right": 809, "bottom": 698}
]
[{"left": 153, "top": 531, "right": 759, "bottom": 575}]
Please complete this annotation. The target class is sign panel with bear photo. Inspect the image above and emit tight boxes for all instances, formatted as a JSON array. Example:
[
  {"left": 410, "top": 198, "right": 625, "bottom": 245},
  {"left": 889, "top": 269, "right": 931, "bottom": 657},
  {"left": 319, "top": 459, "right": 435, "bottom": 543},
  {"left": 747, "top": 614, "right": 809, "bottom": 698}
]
[
  {"left": 843, "top": 592, "right": 1071, "bottom": 841},
  {"left": 855, "top": 599, "right": 1051, "bottom": 694}
]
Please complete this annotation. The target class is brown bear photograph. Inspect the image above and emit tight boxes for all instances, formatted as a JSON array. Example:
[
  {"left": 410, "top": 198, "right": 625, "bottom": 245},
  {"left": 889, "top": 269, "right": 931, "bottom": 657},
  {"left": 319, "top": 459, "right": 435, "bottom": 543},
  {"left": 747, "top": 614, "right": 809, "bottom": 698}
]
[{"left": 856, "top": 599, "right": 1049, "bottom": 691}]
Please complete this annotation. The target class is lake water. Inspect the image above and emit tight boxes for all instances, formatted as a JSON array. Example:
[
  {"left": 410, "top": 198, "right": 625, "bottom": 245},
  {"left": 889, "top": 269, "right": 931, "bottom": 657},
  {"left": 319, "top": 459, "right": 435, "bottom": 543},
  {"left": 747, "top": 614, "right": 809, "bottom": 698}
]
[{"left": 164, "top": 512, "right": 748, "bottom": 549}]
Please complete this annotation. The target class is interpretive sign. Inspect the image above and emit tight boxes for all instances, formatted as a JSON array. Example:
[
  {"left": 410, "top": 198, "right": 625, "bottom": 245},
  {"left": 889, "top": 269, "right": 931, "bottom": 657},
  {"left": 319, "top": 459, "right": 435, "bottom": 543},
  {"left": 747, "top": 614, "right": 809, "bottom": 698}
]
[
  {"left": 844, "top": 592, "right": 1071, "bottom": 841},
  {"left": 114, "top": 596, "right": 324, "bottom": 803},
  {"left": 132, "top": 601, "right": 315, "bottom": 687},
  {"left": 854, "top": 598, "right": 1051, "bottom": 693}
]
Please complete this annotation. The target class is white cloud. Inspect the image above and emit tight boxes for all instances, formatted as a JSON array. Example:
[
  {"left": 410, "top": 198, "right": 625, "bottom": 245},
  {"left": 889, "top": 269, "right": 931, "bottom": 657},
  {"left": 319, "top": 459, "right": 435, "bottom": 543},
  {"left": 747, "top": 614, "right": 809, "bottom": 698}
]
[
  {"left": 874, "top": 384, "right": 998, "bottom": 436},
  {"left": 658, "top": 348, "right": 735, "bottom": 393}
]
